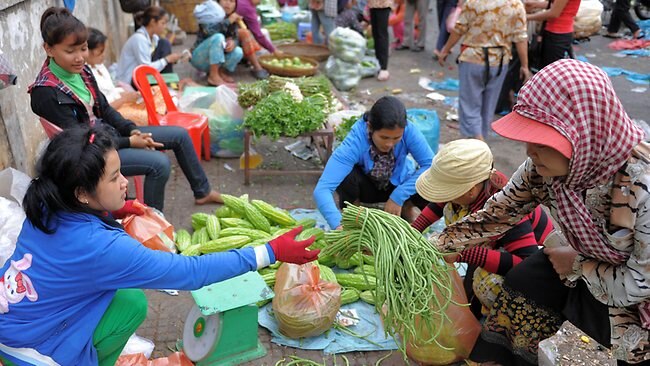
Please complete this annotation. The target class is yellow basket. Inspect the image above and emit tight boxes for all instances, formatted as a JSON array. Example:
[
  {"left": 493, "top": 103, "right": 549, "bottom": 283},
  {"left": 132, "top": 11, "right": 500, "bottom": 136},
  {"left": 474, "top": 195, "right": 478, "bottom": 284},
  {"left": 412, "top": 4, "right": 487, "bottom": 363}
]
[
  {"left": 160, "top": 0, "right": 201, "bottom": 33},
  {"left": 258, "top": 54, "right": 319, "bottom": 77}
]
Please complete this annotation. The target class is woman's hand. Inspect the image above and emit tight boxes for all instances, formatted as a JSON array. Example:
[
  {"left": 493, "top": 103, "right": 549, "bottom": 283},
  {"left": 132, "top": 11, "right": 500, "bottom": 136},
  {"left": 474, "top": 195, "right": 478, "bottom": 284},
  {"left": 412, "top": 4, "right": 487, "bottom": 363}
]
[
  {"left": 544, "top": 246, "right": 579, "bottom": 276},
  {"left": 443, "top": 252, "right": 461, "bottom": 264},
  {"left": 384, "top": 199, "right": 402, "bottom": 216},
  {"left": 438, "top": 48, "right": 450, "bottom": 66},
  {"left": 520, "top": 66, "right": 531, "bottom": 83},
  {"left": 129, "top": 131, "right": 164, "bottom": 150},
  {"left": 165, "top": 53, "right": 182, "bottom": 64},
  {"left": 122, "top": 91, "right": 140, "bottom": 104},
  {"left": 225, "top": 39, "right": 236, "bottom": 52},
  {"left": 228, "top": 12, "right": 242, "bottom": 23}
]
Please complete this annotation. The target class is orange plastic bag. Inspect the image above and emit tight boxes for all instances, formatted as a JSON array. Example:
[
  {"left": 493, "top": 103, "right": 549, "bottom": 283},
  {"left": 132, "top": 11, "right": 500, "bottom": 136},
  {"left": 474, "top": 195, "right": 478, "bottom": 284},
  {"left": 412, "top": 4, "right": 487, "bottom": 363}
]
[
  {"left": 122, "top": 201, "right": 175, "bottom": 252},
  {"left": 405, "top": 269, "right": 482, "bottom": 366},
  {"left": 272, "top": 262, "right": 342, "bottom": 338},
  {"left": 116, "top": 352, "right": 193, "bottom": 366}
]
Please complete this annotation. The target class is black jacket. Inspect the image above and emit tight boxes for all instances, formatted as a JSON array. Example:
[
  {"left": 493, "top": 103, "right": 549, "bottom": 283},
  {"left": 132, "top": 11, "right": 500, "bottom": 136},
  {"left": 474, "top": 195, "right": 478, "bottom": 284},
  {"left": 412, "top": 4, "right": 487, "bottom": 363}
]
[{"left": 30, "top": 65, "right": 137, "bottom": 149}]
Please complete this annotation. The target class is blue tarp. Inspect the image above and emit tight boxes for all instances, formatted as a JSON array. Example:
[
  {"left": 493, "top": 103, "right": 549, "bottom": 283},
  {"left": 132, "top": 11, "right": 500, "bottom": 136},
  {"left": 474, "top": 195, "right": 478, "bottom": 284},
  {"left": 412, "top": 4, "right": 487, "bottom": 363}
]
[
  {"left": 602, "top": 67, "right": 650, "bottom": 85},
  {"left": 428, "top": 78, "right": 460, "bottom": 91}
]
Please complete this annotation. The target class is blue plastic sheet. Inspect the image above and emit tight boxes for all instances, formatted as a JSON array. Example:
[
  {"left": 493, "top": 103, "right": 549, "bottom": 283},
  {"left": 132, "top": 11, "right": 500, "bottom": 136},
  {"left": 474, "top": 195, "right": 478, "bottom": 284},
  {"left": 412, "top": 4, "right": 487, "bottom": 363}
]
[
  {"left": 407, "top": 109, "right": 441, "bottom": 153},
  {"left": 639, "top": 20, "right": 650, "bottom": 40},
  {"left": 602, "top": 67, "right": 650, "bottom": 85},
  {"left": 428, "top": 78, "right": 460, "bottom": 91},
  {"left": 258, "top": 301, "right": 399, "bottom": 354},
  {"left": 615, "top": 50, "right": 650, "bottom": 57}
]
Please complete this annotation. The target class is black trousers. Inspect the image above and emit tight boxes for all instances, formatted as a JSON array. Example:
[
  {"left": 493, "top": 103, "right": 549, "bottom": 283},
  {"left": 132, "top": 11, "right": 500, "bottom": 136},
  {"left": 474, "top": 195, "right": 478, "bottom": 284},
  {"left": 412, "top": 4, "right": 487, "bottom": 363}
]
[
  {"left": 336, "top": 166, "right": 427, "bottom": 209},
  {"left": 541, "top": 30, "right": 574, "bottom": 69},
  {"left": 370, "top": 7, "right": 391, "bottom": 70},
  {"left": 152, "top": 38, "right": 174, "bottom": 74},
  {"left": 608, "top": 0, "right": 641, "bottom": 34}
]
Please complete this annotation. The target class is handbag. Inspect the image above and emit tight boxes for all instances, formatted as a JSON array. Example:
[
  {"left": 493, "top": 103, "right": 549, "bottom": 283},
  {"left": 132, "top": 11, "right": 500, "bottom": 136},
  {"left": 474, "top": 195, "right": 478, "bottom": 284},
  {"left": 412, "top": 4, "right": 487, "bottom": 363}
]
[
  {"left": 529, "top": 1, "right": 552, "bottom": 73},
  {"left": 119, "top": 0, "right": 150, "bottom": 13}
]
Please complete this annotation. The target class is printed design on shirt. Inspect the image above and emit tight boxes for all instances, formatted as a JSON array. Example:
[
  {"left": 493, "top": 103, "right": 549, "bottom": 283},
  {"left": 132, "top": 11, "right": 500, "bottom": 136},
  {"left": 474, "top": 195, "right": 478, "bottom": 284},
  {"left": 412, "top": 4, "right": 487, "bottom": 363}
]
[{"left": 0, "top": 253, "right": 38, "bottom": 313}]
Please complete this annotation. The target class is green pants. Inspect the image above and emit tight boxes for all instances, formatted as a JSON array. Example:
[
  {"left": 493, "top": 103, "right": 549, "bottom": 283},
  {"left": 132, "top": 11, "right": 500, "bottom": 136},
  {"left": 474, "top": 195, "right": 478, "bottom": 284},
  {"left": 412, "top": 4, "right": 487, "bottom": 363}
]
[{"left": 93, "top": 289, "right": 148, "bottom": 366}]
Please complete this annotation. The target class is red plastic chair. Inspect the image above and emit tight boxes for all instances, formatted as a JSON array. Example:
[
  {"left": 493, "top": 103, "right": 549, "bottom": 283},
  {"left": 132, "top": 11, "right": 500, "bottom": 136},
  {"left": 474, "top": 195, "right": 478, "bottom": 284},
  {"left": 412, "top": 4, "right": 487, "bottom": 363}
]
[
  {"left": 38, "top": 117, "right": 145, "bottom": 203},
  {"left": 132, "top": 65, "right": 211, "bottom": 161}
]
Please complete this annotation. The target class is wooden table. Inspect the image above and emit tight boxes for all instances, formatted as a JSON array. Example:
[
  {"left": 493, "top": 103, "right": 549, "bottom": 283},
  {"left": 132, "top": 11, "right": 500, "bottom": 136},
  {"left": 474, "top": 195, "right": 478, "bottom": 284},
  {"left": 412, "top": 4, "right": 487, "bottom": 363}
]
[{"left": 243, "top": 128, "right": 335, "bottom": 185}]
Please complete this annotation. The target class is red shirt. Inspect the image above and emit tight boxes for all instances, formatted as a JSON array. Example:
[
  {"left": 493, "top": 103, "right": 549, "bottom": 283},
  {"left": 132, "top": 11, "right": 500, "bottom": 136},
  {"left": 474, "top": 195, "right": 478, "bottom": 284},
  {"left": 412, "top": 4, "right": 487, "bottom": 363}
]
[{"left": 545, "top": 0, "right": 581, "bottom": 34}]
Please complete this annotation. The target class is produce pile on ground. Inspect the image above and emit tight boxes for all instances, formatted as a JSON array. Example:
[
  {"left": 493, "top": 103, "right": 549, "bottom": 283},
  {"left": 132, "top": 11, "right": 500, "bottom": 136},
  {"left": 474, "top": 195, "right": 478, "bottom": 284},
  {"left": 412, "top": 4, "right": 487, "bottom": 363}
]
[
  {"left": 266, "top": 21, "right": 297, "bottom": 41},
  {"left": 237, "top": 75, "right": 336, "bottom": 139}
]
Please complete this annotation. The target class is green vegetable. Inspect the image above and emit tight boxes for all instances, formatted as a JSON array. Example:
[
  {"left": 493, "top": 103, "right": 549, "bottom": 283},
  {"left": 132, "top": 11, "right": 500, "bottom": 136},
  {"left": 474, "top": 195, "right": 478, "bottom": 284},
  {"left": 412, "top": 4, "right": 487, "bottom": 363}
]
[
  {"left": 321, "top": 203, "right": 453, "bottom": 358},
  {"left": 243, "top": 91, "right": 326, "bottom": 140},
  {"left": 334, "top": 115, "right": 361, "bottom": 141}
]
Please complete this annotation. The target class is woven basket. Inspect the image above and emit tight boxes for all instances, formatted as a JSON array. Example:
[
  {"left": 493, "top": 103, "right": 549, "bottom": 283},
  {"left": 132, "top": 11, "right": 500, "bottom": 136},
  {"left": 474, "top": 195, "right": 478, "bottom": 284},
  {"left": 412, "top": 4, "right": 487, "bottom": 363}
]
[
  {"left": 276, "top": 43, "right": 331, "bottom": 62},
  {"left": 160, "top": 0, "right": 201, "bottom": 33},
  {"left": 259, "top": 54, "right": 319, "bottom": 77}
]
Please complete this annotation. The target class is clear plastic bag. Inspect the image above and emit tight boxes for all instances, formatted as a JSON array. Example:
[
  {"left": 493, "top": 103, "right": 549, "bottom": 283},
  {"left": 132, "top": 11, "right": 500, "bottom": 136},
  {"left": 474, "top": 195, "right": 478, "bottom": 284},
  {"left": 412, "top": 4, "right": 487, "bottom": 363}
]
[
  {"left": 325, "top": 56, "right": 361, "bottom": 91},
  {"left": 272, "top": 262, "right": 342, "bottom": 338},
  {"left": 122, "top": 201, "right": 176, "bottom": 253},
  {"left": 405, "top": 270, "right": 481, "bottom": 366}
]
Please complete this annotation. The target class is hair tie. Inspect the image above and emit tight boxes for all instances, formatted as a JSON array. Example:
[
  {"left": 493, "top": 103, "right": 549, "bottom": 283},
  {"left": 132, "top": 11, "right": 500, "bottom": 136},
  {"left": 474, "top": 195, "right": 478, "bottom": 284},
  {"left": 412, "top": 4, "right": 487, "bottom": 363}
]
[{"left": 89, "top": 133, "right": 95, "bottom": 144}]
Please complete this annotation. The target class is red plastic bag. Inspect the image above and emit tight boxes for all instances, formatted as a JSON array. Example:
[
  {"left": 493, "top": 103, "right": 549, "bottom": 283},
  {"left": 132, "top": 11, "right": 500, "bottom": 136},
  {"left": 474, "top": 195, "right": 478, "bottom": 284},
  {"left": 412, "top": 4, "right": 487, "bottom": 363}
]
[
  {"left": 272, "top": 262, "right": 342, "bottom": 338},
  {"left": 122, "top": 201, "right": 175, "bottom": 252},
  {"left": 405, "top": 269, "right": 481, "bottom": 366},
  {"left": 116, "top": 352, "right": 193, "bottom": 366}
]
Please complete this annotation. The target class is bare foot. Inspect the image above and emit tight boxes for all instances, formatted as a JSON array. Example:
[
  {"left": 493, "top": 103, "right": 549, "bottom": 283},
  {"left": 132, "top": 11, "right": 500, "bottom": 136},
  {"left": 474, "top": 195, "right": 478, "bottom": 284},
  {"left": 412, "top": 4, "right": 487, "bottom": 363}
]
[
  {"left": 218, "top": 68, "right": 235, "bottom": 83},
  {"left": 377, "top": 70, "right": 390, "bottom": 81},
  {"left": 207, "top": 74, "right": 227, "bottom": 86},
  {"left": 195, "top": 190, "right": 224, "bottom": 205}
]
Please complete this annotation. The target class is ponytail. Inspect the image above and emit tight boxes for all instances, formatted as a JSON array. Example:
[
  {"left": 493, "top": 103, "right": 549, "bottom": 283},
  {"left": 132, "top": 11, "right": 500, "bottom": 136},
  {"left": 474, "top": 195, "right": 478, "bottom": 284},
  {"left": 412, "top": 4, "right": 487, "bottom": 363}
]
[
  {"left": 40, "top": 7, "right": 88, "bottom": 46},
  {"left": 23, "top": 126, "right": 116, "bottom": 234},
  {"left": 135, "top": 6, "right": 167, "bottom": 28}
]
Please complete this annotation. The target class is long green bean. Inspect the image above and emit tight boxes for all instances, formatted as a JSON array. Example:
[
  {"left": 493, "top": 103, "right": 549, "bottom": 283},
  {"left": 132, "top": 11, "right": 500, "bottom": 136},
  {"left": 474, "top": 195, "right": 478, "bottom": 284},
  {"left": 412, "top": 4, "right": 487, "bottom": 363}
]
[{"left": 322, "top": 203, "right": 454, "bottom": 358}]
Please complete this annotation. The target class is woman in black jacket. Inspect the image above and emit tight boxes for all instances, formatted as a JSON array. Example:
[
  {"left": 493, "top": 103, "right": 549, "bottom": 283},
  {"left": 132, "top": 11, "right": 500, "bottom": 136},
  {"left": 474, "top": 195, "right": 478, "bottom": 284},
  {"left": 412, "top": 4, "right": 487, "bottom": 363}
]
[{"left": 30, "top": 7, "right": 223, "bottom": 211}]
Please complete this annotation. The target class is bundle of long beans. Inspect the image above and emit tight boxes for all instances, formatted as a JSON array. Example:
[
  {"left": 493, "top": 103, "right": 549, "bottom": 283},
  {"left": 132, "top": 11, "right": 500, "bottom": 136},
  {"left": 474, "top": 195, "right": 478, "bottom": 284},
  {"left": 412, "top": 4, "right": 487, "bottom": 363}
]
[{"left": 322, "top": 203, "right": 454, "bottom": 357}]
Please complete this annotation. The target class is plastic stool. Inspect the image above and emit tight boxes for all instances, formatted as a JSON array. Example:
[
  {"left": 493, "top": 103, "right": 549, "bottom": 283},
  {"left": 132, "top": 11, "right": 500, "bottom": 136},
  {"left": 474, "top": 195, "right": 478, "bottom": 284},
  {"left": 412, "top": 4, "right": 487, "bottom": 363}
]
[{"left": 297, "top": 22, "right": 311, "bottom": 41}]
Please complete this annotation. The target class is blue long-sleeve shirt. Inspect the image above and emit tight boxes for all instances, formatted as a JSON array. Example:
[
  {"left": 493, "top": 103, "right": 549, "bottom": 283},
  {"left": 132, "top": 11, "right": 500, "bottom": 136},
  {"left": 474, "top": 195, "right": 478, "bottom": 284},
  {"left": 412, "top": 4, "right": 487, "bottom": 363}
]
[
  {"left": 0, "top": 212, "right": 274, "bottom": 365},
  {"left": 314, "top": 118, "right": 433, "bottom": 228}
]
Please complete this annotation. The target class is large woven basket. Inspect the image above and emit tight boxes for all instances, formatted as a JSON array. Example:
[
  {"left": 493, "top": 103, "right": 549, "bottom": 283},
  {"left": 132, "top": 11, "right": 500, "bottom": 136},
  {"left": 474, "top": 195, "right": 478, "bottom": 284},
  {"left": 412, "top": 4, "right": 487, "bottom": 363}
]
[
  {"left": 259, "top": 54, "right": 319, "bottom": 77},
  {"left": 276, "top": 43, "right": 331, "bottom": 62},
  {"left": 160, "top": 0, "right": 201, "bottom": 33}
]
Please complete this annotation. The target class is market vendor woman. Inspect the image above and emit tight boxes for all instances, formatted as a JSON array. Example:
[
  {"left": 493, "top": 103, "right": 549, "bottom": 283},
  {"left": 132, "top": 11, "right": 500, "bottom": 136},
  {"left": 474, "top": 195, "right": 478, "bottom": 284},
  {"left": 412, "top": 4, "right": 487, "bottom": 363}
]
[
  {"left": 313, "top": 96, "right": 433, "bottom": 229},
  {"left": 0, "top": 127, "right": 319, "bottom": 366}
]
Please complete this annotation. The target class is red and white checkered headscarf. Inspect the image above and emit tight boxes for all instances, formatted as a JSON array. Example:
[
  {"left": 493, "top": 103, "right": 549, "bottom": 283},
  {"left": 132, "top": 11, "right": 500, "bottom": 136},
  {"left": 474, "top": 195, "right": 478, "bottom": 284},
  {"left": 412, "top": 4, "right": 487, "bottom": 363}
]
[{"left": 514, "top": 59, "right": 644, "bottom": 263}]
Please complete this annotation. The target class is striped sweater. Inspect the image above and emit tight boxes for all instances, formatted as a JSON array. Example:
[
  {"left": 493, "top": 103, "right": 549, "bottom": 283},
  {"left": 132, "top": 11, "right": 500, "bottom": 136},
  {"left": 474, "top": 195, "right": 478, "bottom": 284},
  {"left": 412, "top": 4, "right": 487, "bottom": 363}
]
[{"left": 412, "top": 170, "right": 553, "bottom": 275}]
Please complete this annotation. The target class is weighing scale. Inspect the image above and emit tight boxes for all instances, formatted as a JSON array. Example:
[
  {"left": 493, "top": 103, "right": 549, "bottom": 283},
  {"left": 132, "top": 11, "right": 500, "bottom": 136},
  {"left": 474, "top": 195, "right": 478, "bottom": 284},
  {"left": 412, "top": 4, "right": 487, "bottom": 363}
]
[{"left": 181, "top": 271, "right": 274, "bottom": 365}]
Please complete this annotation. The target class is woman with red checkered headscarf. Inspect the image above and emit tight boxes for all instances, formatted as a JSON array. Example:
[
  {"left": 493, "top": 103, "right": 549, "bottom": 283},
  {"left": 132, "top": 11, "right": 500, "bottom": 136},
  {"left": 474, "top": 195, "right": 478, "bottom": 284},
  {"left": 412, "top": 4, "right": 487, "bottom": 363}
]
[{"left": 438, "top": 59, "right": 650, "bottom": 365}]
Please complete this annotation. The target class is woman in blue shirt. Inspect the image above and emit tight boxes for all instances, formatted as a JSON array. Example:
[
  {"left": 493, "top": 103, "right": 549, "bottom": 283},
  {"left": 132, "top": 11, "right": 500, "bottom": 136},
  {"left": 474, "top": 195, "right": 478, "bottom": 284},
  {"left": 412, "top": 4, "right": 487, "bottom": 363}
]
[
  {"left": 0, "top": 126, "right": 318, "bottom": 366},
  {"left": 313, "top": 96, "right": 433, "bottom": 229}
]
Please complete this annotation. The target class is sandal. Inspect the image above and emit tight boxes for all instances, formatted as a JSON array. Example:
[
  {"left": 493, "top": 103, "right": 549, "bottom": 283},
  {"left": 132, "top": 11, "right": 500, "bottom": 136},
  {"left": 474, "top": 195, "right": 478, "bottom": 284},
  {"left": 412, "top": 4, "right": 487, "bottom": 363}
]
[
  {"left": 603, "top": 32, "right": 622, "bottom": 39},
  {"left": 377, "top": 70, "right": 390, "bottom": 81}
]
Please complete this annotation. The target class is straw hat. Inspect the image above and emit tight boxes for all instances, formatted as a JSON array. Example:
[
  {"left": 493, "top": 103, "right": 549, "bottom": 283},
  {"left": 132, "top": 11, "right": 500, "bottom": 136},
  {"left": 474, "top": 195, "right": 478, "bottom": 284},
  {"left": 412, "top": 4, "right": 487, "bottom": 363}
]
[{"left": 416, "top": 139, "right": 494, "bottom": 202}]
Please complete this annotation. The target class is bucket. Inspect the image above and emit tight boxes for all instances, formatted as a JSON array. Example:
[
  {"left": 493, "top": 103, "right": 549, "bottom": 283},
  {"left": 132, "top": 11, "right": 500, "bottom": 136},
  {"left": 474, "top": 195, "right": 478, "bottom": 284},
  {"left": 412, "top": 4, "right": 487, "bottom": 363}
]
[{"left": 407, "top": 109, "right": 440, "bottom": 153}]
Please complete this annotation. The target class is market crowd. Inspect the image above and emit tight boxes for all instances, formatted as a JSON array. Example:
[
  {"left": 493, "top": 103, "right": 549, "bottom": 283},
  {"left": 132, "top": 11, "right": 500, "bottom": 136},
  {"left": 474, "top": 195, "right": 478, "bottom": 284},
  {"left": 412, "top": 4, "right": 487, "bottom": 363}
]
[{"left": 0, "top": 0, "right": 648, "bottom": 365}]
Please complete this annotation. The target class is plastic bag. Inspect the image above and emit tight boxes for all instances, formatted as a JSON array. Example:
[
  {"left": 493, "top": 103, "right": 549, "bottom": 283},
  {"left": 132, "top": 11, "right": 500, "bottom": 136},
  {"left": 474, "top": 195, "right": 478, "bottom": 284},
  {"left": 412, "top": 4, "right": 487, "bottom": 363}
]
[
  {"left": 573, "top": 0, "right": 603, "bottom": 39},
  {"left": 405, "top": 270, "right": 481, "bottom": 366},
  {"left": 407, "top": 109, "right": 440, "bottom": 153},
  {"left": 272, "top": 262, "right": 342, "bottom": 338},
  {"left": 115, "top": 352, "right": 193, "bottom": 366},
  {"left": 325, "top": 56, "right": 361, "bottom": 91},
  {"left": 328, "top": 27, "right": 366, "bottom": 63},
  {"left": 182, "top": 86, "right": 245, "bottom": 157},
  {"left": 360, "top": 56, "right": 380, "bottom": 78},
  {"left": 120, "top": 333, "right": 155, "bottom": 359},
  {"left": 122, "top": 201, "right": 176, "bottom": 253}
]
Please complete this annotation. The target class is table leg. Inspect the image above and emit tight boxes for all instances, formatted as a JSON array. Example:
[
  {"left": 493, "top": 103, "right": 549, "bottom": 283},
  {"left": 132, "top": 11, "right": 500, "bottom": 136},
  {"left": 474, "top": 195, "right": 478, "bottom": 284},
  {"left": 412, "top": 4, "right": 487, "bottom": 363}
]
[{"left": 244, "top": 130, "right": 251, "bottom": 185}]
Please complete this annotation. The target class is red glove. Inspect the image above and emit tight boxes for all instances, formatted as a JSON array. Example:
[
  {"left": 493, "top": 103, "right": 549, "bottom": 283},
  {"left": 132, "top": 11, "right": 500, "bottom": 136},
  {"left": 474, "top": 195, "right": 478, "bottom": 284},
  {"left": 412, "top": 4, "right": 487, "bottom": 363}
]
[
  {"left": 268, "top": 226, "right": 320, "bottom": 265},
  {"left": 111, "top": 200, "right": 146, "bottom": 219}
]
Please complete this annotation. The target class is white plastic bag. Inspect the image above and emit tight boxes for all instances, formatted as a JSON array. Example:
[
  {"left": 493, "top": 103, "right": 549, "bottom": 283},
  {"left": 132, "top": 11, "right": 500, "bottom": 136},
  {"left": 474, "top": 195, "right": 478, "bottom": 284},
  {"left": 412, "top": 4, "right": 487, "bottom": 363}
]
[
  {"left": 325, "top": 56, "right": 361, "bottom": 91},
  {"left": 573, "top": 0, "right": 603, "bottom": 39},
  {"left": 0, "top": 168, "right": 30, "bottom": 267},
  {"left": 120, "top": 333, "right": 155, "bottom": 359}
]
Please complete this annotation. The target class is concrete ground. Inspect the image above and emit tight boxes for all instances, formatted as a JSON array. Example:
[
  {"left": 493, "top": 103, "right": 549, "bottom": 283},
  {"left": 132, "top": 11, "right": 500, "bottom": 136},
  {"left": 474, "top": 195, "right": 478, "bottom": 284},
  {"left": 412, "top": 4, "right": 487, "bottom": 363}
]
[{"left": 134, "top": 9, "right": 649, "bottom": 364}]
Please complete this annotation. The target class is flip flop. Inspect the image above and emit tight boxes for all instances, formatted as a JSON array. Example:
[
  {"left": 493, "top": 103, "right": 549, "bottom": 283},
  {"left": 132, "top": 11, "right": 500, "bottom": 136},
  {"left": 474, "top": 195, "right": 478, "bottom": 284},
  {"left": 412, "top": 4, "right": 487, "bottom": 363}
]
[{"left": 603, "top": 33, "right": 622, "bottom": 39}]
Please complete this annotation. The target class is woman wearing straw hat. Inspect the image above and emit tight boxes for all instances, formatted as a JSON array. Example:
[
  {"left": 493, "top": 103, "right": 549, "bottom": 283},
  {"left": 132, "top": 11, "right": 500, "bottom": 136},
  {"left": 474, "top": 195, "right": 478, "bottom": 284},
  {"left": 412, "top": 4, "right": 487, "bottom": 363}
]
[
  {"left": 438, "top": 60, "right": 650, "bottom": 365},
  {"left": 413, "top": 139, "right": 552, "bottom": 316}
]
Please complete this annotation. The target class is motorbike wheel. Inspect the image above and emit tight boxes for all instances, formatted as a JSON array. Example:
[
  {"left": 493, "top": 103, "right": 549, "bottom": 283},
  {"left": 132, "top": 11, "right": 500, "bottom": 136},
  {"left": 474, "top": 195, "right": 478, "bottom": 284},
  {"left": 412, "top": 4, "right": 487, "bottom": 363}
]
[
  {"left": 600, "top": 0, "right": 615, "bottom": 26},
  {"left": 635, "top": 0, "right": 650, "bottom": 20}
]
